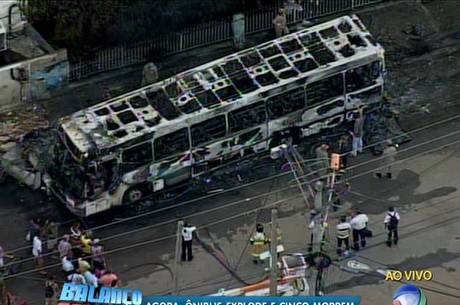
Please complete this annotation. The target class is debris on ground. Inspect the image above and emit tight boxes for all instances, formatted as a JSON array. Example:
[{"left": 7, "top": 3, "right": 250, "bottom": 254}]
[{"left": 0, "top": 107, "right": 52, "bottom": 188}]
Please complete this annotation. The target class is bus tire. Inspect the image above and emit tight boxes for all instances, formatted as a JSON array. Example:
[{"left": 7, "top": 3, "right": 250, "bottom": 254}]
[{"left": 123, "top": 187, "right": 143, "bottom": 204}]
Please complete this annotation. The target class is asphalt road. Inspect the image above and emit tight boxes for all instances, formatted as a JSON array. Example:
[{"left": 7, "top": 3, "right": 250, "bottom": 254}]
[{"left": 2, "top": 112, "right": 460, "bottom": 304}]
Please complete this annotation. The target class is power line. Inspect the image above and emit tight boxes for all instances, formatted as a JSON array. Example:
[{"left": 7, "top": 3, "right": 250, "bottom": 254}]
[
  {"left": 7, "top": 131, "right": 460, "bottom": 279},
  {"left": 6, "top": 111, "right": 460, "bottom": 259},
  {"left": 3, "top": 194, "right": 300, "bottom": 280},
  {"left": 6, "top": 123, "right": 460, "bottom": 270}
]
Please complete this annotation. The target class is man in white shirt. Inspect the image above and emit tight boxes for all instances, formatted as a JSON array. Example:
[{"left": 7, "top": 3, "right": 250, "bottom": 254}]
[
  {"left": 61, "top": 256, "right": 74, "bottom": 275},
  {"left": 83, "top": 270, "right": 98, "bottom": 287},
  {"left": 336, "top": 216, "right": 351, "bottom": 256},
  {"left": 32, "top": 235, "right": 44, "bottom": 270},
  {"left": 384, "top": 206, "right": 400, "bottom": 247},
  {"left": 350, "top": 211, "right": 369, "bottom": 251},
  {"left": 181, "top": 222, "right": 196, "bottom": 262}
]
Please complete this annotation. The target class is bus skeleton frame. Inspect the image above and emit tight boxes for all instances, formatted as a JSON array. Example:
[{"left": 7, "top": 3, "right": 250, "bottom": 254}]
[{"left": 43, "top": 15, "right": 385, "bottom": 217}]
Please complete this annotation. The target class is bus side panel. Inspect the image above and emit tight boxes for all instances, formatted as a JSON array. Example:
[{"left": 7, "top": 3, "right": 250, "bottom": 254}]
[
  {"left": 191, "top": 125, "right": 269, "bottom": 177},
  {"left": 301, "top": 97, "right": 346, "bottom": 124},
  {"left": 149, "top": 152, "right": 192, "bottom": 187}
]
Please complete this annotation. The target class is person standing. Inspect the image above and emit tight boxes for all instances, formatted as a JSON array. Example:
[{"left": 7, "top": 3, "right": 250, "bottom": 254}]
[
  {"left": 67, "top": 271, "right": 86, "bottom": 285},
  {"left": 141, "top": 62, "right": 159, "bottom": 87},
  {"left": 80, "top": 231, "right": 93, "bottom": 256},
  {"left": 250, "top": 223, "right": 269, "bottom": 264},
  {"left": 273, "top": 8, "right": 289, "bottom": 37},
  {"left": 28, "top": 218, "right": 41, "bottom": 244},
  {"left": 32, "top": 235, "right": 45, "bottom": 273},
  {"left": 376, "top": 140, "right": 397, "bottom": 179},
  {"left": 45, "top": 220, "right": 59, "bottom": 251},
  {"left": 181, "top": 223, "right": 196, "bottom": 262},
  {"left": 0, "top": 244, "right": 4, "bottom": 268},
  {"left": 83, "top": 270, "right": 98, "bottom": 287},
  {"left": 91, "top": 239, "right": 104, "bottom": 269},
  {"left": 99, "top": 271, "right": 121, "bottom": 287},
  {"left": 350, "top": 211, "right": 369, "bottom": 251},
  {"left": 313, "top": 179, "right": 325, "bottom": 211},
  {"left": 337, "top": 134, "right": 350, "bottom": 170},
  {"left": 44, "top": 275, "right": 59, "bottom": 305},
  {"left": 350, "top": 106, "right": 365, "bottom": 157},
  {"left": 70, "top": 222, "right": 82, "bottom": 242},
  {"left": 58, "top": 235, "right": 72, "bottom": 259},
  {"left": 287, "top": 120, "right": 302, "bottom": 146},
  {"left": 336, "top": 216, "right": 351, "bottom": 256},
  {"left": 61, "top": 256, "right": 74, "bottom": 276},
  {"left": 315, "top": 144, "right": 330, "bottom": 177},
  {"left": 77, "top": 258, "right": 91, "bottom": 273},
  {"left": 384, "top": 206, "right": 400, "bottom": 247}
]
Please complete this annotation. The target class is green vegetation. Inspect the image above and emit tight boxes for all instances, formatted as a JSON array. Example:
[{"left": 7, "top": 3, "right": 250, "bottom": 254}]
[{"left": 26, "top": 0, "right": 277, "bottom": 58}]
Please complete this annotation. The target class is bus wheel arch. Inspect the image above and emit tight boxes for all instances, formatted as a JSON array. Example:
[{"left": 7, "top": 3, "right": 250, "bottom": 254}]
[{"left": 122, "top": 186, "right": 143, "bottom": 204}]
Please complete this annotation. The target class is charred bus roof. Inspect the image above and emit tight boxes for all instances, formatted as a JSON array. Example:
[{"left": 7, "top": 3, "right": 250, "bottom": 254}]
[{"left": 61, "top": 15, "right": 384, "bottom": 154}]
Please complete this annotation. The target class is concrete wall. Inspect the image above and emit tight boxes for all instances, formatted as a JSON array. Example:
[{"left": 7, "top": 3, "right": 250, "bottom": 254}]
[
  {"left": 0, "top": 0, "right": 26, "bottom": 35},
  {"left": 0, "top": 49, "right": 69, "bottom": 111}
]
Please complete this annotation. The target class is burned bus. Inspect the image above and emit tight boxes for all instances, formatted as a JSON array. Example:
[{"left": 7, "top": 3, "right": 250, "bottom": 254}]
[{"left": 46, "top": 15, "right": 385, "bottom": 216}]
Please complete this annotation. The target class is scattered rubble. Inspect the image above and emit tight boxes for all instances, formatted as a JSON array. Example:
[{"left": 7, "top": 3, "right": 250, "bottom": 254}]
[{"left": 0, "top": 107, "right": 52, "bottom": 188}]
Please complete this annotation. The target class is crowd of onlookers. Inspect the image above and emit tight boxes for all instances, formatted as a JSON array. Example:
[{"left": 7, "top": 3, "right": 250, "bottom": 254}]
[{"left": 20, "top": 219, "right": 120, "bottom": 305}]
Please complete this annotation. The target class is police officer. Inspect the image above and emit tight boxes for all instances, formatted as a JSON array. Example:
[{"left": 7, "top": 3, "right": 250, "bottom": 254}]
[
  {"left": 350, "top": 211, "right": 369, "bottom": 251},
  {"left": 250, "top": 223, "right": 269, "bottom": 264},
  {"left": 336, "top": 216, "right": 351, "bottom": 256},
  {"left": 182, "top": 223, "right": 196, "bottom": 261},
  {"left": 384, "top": 206, "right": 400, "bottom": 247}
]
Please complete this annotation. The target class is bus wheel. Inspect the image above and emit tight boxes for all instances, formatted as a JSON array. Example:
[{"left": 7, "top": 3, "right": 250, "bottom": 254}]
[{"left": 123, "top": 188, "right": 143, "bottom": 204}]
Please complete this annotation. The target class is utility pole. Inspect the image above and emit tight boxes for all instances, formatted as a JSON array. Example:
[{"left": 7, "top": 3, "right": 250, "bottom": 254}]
[
  {"left": 269, "top": 209, "right": 278, "bottom": 296},
  {"left": 173, "top": 220, "right": 184, "bottom": 295}
]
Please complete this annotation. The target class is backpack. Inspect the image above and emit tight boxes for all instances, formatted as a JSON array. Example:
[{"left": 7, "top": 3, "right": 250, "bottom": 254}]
[
  {"left": 388, "top": 213, "right": 399, "bottom": 230},
  {"left": 45, "top": 283, "right": 54, "bottom": 298}
]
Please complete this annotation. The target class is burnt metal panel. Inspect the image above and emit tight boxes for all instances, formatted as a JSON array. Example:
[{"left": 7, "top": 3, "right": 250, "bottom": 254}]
[
  {"left": 215, "top": 85, "right": 240, "bottom": 101},
  {"left": 229, "top": 71, "right": 259, "bottom": 94},
  {"left": 279, "top": 38, "right": 303, "bottom": 54},
  {"left": 255, "top": 71, "right": 278, "bottom": 86},
  {"left": 117, "top": 110, "right": 138, "bottom": 124},
  {"left": 268, "top": 56, "right": 290, "bottom": 71},
  {"left": 240, "top": 51, "right": 263, "bottom": 67},
  {"left": 145, "top": 89, "right": 181, "bottom": 120},
  {"left": 195, "top": 90, "right": 221, "bottom": 108}
]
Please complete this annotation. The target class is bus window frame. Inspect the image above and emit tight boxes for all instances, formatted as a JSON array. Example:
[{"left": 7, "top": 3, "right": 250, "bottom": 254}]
[
  {"left": 227, "top": 101, "right": 267, "bottom": 135},
  {"left": 304, "top": 72, "right": 346, "bottom": 109},
  {"left": 121, "top": 140, "right": 154, "bottom": 172},
  {"left": 345, "top": 60, "right": 381, "bottom": 93},
  {"left": 153, "top": 127, "right": 191, "bottom": 161},
  {"left": 190, "top": 115, "right": 228, "bottom": 148},
  {"left": 265, "top": 85, "right": 307, "bottom": 120}
]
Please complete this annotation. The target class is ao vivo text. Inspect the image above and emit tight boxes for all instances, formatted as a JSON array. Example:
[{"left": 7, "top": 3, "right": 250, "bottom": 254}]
[{"left": 385, "top": 270, "right": 433, "bottom": 281}]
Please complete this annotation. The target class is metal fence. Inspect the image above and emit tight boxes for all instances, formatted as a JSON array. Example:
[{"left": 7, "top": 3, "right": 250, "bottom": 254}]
[{"left": 69, "top": 0, "right": 383, "bottom": 82}]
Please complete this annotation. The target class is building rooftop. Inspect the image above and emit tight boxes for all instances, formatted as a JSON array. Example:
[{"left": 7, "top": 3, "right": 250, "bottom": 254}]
[{"left": 62, "top": 15, "right": 383, "bottom": 154}]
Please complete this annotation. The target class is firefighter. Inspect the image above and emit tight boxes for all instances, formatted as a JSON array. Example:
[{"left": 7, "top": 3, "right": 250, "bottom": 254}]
[{"left": 250, "top": 223, "right": 269, "bottom": 264}]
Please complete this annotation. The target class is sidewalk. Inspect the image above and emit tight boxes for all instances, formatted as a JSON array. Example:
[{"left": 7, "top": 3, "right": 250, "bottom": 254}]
[{"left": 37, "top": 30, "right": 274, "bottom": 122}]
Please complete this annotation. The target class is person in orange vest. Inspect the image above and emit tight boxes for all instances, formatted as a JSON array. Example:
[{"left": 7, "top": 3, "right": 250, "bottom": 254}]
[{"left": 250, "top": 223, "right": 269, "bottom": 264}]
